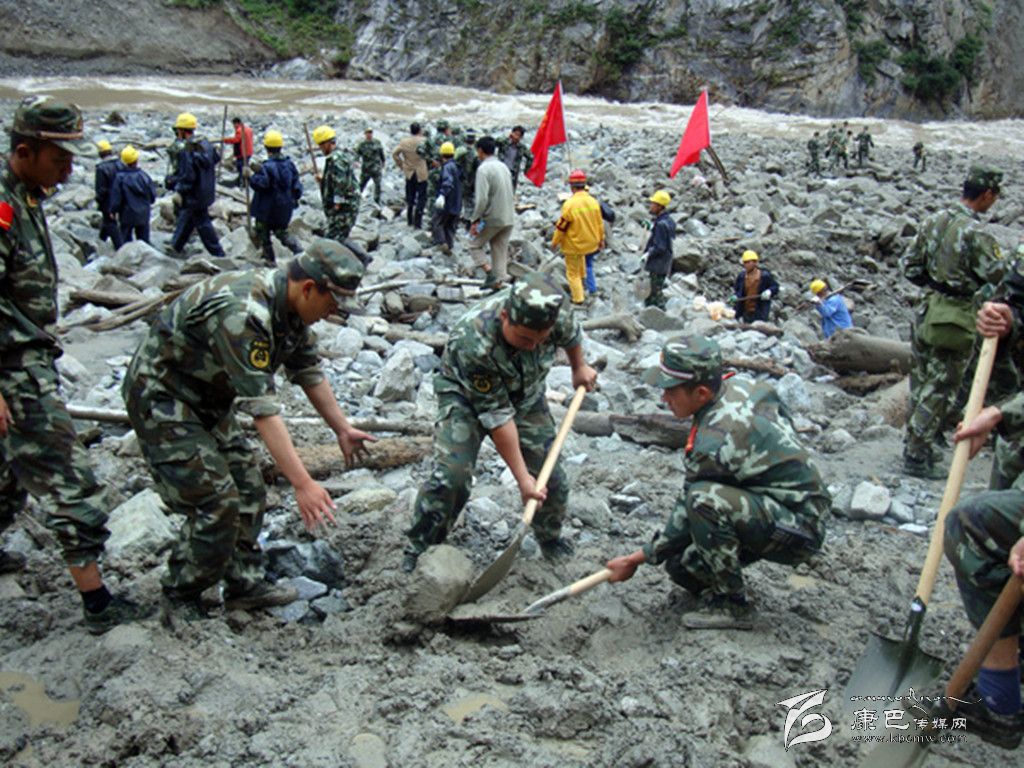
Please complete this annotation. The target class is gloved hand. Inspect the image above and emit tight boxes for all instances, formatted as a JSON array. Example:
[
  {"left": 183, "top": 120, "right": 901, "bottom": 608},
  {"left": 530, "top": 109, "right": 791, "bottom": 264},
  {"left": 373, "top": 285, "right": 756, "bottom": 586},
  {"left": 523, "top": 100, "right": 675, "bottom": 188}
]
[
  {"left": 760, "top": 289, "right": 772, "bottom": 300},
  {"left": 811, "top": 295, "right": 822, "bottom": 304},
  {"left": 242, "top": 166, "right": 253, "bottom": 179},
  {"left": 249, "top": 161, "right": 263, "bottom": 174},
  {"left": 434, "top": 195, "right": 445, "bottom": 210},
  {"left": 171, "top": 193, "right": 183, "bottom": 207}
]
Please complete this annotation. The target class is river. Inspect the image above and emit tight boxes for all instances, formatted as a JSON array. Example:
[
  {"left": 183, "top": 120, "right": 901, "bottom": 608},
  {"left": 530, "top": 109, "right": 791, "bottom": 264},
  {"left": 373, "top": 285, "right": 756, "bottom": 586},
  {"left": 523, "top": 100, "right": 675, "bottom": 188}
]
[{"left": 1, "top": 75, "right": 1022, "bottom": 158}]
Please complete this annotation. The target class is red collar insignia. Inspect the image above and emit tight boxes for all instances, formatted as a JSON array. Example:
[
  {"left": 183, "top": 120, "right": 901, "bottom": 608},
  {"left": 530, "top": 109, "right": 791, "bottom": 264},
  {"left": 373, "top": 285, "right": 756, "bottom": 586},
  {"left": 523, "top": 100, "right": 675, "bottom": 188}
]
[{"left": 0, "top": 201, "right": 13, "bottom": 231}]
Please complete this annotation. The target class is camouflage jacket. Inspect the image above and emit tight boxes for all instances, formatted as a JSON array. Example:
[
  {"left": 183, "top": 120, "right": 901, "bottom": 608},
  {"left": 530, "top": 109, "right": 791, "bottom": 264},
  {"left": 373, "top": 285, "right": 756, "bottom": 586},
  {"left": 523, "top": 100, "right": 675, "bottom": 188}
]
[
  {"left": 419, "top": 131, "right": 460, "bottom": 164},
  {"left": 807, "top": 138, "right": 820, "bottom": 155},
  {"left": 0, "top": 159, "right": 61, "bottom": 367},
  {"left": 643, "top": 376, "right": 829, "bottom": 563},
  {"left": 165, "top": 137, "right": 186, "bottom": 189},
  {"left": 426, "top": 163, "right": 442, "bottom": 200},
  {"left": 900, "top": 202, "right": 1005, "bottom": 303},
  {"left": 123, "top": 268, "right": 324, "bottom": 420},
  {"left": 456, "top": 148, "right": 480, "bottom": 198},
  {"left": 495, "top": 137, "right": 533, "bottom": 179},
  {"left": 856, "top": 132, "right": 874, "bottom": 151},
  {"left": 355, "top": 138, "right": 385, "bottom": 173},
  {"left": 435, "top": 289, "right": 582, "bottom": 430},
  {"left": 321, "top": 148, "right": 359, "bottom": 214}
]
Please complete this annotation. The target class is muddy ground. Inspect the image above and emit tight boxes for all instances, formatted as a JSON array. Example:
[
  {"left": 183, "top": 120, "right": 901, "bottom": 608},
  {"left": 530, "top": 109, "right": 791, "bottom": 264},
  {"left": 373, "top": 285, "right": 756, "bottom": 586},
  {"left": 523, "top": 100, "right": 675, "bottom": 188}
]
[{"left": 0, "top": 102, "right": 1021, "bottom": 768}]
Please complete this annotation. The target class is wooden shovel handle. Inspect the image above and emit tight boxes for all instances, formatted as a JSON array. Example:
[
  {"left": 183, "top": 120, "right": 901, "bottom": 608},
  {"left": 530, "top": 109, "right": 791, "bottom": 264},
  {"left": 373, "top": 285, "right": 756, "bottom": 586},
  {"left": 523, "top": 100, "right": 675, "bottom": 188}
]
[
  {"left": 947, "top": 576, "right": 1023, "bottom": 704},
  {"left": 568, "top": 568, "right": 613, "bottom": 597},
  {"left": 916, "top": 335, "right": 998, "bottom": 605},
  {"left": 522, "top": 386, "right": 587, "bottom": 527}
]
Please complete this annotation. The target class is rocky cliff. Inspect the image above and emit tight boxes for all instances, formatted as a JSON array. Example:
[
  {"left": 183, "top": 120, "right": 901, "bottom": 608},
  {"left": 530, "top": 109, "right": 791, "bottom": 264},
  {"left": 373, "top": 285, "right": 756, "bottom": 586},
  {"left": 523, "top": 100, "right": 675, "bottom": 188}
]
[
  {"left": 1, "top": 0, "right": 1020, "bottom": 120},
  {"left": 339, "top": 0, "right": 1021, "bottom": 119}
]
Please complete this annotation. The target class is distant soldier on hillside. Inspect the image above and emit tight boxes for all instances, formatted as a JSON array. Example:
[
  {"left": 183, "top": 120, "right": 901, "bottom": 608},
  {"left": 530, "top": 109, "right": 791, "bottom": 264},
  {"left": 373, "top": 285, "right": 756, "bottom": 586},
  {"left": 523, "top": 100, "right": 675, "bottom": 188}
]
[
  {"left": 354, "top": 128, "right": 385, "bottom": 204},
  {"left": 913, "top": 142, "right": 927, "bottom": 171},
  {"left": 856, "top": 127, "right": 874, "bottom": 167},
  {"left": 806, "top": 132, "right": 821, "bottom": 175}
]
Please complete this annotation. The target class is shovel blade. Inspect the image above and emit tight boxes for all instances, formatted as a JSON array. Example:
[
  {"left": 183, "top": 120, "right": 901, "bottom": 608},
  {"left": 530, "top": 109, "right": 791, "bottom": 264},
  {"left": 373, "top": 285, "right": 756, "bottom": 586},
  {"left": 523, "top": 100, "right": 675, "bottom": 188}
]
[
  {"left": 460, "top": 525, "right": 527, "bottom": 604},
  {"left": 843, "top": 632, "right": 945, "bottom": 728},
  {"left": 446, "top": 599, "right": 542, "bottom": 626}
]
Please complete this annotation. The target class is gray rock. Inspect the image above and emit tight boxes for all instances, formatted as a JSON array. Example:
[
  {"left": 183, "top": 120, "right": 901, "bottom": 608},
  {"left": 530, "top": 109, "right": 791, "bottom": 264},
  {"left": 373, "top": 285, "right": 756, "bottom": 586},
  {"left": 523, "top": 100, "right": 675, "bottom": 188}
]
[
  {"left": 105, "top": 489, "right": 176, "bottom": 559},
  {"left": 266, "top": 540, "right": 346, "bottom": 589},
  {"left": 338, "top": 486, "right": 397, "bottom": 515},
  {"left": 270, "top": 601, "right": 312, "bottom": 623},
  {"left": 403, "top": 544, "right": 474, "bottom": 624},
  {"left": 775, "top": 373, "right": 812, "bottom": 413},
  {"left": 372, "top": 347, "right": 418, "bottom": 401},
  {"left": 820, "top": 428, "right": 856, "bottom": 453},
  {"left": 331, "top": 327, "right": 364, "bottom": 359},
  {"left": 848, "top": 481, "right": 891, "bottom": 520},
  {"left": 397, "top": 236, "right": 422, "bottom": 259},
  {"left": 830, "top": 484, "right": 853, "bottom": 517},
  {"left": 736, "top": 205, "right": 772, "bottom": 236},
  {"left": 310, "top": 590, "right": 352, "bottom": 618},
  {"left": 637, "top": 306, "right": 686, "bottom": 332},
  {"left": 887, "top": 499, "right": 915, "bottom": 524}
]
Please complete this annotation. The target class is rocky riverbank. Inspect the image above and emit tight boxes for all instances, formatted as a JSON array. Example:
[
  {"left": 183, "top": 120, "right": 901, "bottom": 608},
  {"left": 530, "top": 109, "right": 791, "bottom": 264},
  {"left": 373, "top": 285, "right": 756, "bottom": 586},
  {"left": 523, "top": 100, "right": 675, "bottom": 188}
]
[{"left": 0, "top": 103, "right": 1020, "bottom": 767}]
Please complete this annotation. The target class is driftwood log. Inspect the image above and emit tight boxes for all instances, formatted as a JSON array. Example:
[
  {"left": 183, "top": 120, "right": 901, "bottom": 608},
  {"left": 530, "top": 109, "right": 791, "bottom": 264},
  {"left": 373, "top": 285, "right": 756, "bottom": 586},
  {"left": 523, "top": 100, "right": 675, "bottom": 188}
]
[
  {"left": 551, "top": 405, "right": 690, "bottom": 448},
  {"left": 582, "top": 313, "right": 644, "bottom": 342},
  {"left": 68, "top": 289, "right": 144, "bottom": 310},
  {"left": 384, "top": 325, "right": 447, "bottom": 352},
  {"left": 806, "top": 328, "right": 912, "bottom": 374},
  {"left": 723, "top": 356, "right": 788, "bottom": 377},
  {"left": 721, "top": 320, "right": 786, "bottom": 337},
  {"left": 833, "top": 372, "right": 906, "bottom": 395},
  {"left": 260, "top": 438, "right": 432, "bottom": 481},
  {"left": 65, "top": 405, "right": 433, "bottom": 435}
]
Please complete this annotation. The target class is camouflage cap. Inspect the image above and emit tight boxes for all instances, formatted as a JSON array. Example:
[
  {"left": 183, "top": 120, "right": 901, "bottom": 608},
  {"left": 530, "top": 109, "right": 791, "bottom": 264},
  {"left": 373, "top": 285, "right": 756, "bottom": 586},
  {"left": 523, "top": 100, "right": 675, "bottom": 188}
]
[
  {"left": 295, "top": 237, "right": 365, "bottom": 305},
  {"left": 436, "top": 119, "right": 450, "bottom": 131},
  {"left": 643, "top": 335, "right": 722, "bottom": 388},
  {"left": 11, "top": 96, "right": 93, "bottom": 156},
  {"left": 506, "top": 271, "right": 565, "bottom": 330},
  {"left": 965, "top": 164, "right": 1003, "bottom": 192}
]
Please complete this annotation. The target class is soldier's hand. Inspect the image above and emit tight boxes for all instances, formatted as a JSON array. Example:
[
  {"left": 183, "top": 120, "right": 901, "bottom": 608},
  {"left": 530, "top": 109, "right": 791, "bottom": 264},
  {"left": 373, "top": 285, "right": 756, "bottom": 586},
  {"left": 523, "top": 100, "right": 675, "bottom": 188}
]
[
  {"left": 0, "top": 394, "right": 13, "bottom": 438},
  {"left": 469, "top": 221, "right": 480, "bottom": 238},
  {"left": 953, "top": 405, "right": 1002, "bottom": 459},
  {"left": 1009, "top": 536, "right": 1024, "bottom": 578},
  {"left": 337, "top": 427, "right": 377, "bottom": 469},
  {"left": 605, "top": 553, "right": 642, "bottom": 583},
  {"left": 171, "top": 193, "right": 183, "bottom": 207},
  {"left": 977, "top": 301, "right": 1013, "bottom": 338},
  {"left": 518, "top": 474, "right": 547, "bottom": 507},
  {"left": 571, "top": 364, "right": 599, "bottom": 393},
  {"left": 294, "top": 480, "right": 337, "bottom": 532}
]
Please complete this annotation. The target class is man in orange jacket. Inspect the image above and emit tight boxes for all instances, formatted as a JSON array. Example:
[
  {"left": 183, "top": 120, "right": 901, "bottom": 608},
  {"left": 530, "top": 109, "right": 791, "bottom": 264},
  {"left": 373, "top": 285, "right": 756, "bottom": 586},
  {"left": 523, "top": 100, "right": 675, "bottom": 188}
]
[
  {"left": 224, "top": 116, "right": 254, "bottom": 188},
  {"left": 551, "top": 169, "right": 604, "bottom": 305}
]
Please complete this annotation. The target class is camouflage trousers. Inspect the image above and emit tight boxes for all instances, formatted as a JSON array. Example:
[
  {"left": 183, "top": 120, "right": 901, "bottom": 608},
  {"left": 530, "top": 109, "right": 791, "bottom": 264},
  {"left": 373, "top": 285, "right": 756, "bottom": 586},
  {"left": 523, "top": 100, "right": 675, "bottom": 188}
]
[
  {"left": 125, "top": 384, "right": 266, "bottom": 599},
  {"left": 406, "top": 392, "right": 567, "bottom": 555},
  {"left": 944, "top": 489, "right": 1023, "bottom": 638},
  {"left": 645, "top": 273, "right": 667, "bottom": 308},
  {"left": 325, "top": 208, "right": 357, "bottom": 243},
  {"left": 808, "top": 155, "right": 820, "bottom": 175},
  {"left": 359, "top": 170, "right": 382, "bottom": 202},
  {"left": 253, "top": 220, "right": 302, "bottom": 264},
  {"left": 659, "top": 481, "right": 825, "bottom": 597},
  {"left": 904, "top": 330, "right": 969, "bottom": 468},
  {"left": 0, "top": 362, "right": 109, "bottom": 566}
]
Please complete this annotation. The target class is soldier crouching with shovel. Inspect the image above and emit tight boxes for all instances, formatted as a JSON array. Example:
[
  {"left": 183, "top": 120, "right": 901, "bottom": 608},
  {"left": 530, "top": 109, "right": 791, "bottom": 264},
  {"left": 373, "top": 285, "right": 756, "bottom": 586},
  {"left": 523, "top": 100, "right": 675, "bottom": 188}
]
[{"left": 605, "top": 335, "right": 830, "bottom": 629}]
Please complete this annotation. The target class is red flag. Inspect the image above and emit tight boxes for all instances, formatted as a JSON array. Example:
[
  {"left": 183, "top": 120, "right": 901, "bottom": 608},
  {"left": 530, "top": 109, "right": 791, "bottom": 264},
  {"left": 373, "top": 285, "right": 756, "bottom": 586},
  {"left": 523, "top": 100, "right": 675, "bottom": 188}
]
[
  {"left": 669, "top": 90, "right": 711, "bottom": 178},
  {"left": 525, "top": 81, "right": 567, "bottom": 187}
]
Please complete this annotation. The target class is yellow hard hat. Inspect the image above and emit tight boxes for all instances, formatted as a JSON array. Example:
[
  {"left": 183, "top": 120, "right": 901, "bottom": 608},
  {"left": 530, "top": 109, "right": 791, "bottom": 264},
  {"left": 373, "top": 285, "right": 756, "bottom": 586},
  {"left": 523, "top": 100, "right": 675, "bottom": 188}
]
[
  {"left": 649, "top": 189, "right": 671, "bottom": 207},
  {"left": 312, "top": 125, "right": 336, "bottom": 145},
  {"left": 810, "top": 279, "right": 827, "bottom": 294},
  {"left": 264, "top": 130, "right": 284, "bottom": 148},
  {"left": 174, "top": 112, "right": 198, "bottom": 130},
  {"left": 96, "top": 139, "right": 112, "bottom": 153},
  {"left": 741, "top": 250, "right": 760, "bottom": 263},
  {"left": 120, "top": 145, "right": 139, "bottom": 165},
  {"left": 439, "top": 141, "right": 455, "bottom": 156}
]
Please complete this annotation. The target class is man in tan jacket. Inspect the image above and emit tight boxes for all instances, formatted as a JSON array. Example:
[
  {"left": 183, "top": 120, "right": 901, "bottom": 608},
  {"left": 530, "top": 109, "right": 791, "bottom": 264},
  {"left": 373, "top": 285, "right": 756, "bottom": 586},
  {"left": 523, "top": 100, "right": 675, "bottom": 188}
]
[
  {"left": 469, "top": 135, "right": 516, "bottom": 290},
  {"left": 392, "top": 122, "right": 428, "bottom": 228}
]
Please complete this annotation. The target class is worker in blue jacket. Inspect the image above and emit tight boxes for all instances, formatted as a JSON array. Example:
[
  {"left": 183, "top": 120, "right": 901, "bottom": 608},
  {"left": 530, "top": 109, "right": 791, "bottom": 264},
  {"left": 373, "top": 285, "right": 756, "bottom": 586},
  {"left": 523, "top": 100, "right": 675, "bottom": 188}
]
[
  {"left": 246, "top": 130, "right": 303, "bottom": 263},
  {"left": 810, "top": 278, "right": 853, "bottom": 338},
  {"left": 110, "top": 145, "right": 156, "bottom": 244}
]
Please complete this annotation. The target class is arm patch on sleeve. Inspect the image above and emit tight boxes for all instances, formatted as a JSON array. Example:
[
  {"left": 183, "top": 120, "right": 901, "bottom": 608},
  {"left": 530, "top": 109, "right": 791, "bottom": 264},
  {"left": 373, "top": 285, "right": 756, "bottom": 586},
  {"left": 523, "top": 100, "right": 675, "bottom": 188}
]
[{"left": 249, "top": 340, "right": 271, "bottom": 369}]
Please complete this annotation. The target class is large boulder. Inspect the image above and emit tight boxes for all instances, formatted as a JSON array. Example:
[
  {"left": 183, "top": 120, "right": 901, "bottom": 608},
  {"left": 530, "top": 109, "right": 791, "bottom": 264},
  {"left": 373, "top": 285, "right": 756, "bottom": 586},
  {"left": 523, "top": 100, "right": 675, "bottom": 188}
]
[
  {"left": 402, "top": 544, "right": 474, "bottom": 624},
  {"left": 372, "top": 347, "right": 419, "bottom": 402},
  {"left": 105, "top": 489, "right": 177, "bottom": 559}
]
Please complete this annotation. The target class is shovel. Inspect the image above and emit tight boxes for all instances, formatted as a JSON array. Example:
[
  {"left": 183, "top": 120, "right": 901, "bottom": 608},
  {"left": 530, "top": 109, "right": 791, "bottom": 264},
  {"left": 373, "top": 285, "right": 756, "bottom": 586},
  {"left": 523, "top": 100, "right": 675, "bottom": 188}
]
[
  {"left": 843, "top": 335, "right": 997, "bottom": 715},
  {"left": 449, "top": 567, "right": 612, "bottom": 625},
  {"left": 858, "top": 575, "right": 1024, "bottom": 768},
  {"left": 459, "top": 385, "right": 587, "bottom": 604}
]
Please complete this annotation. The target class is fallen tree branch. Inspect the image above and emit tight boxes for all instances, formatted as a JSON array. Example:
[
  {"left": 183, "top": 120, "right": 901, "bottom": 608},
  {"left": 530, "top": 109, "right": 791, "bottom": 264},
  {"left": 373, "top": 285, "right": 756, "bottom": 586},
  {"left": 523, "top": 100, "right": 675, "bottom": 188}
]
[
  {"left": 358, "top": 276, "right": 483, "bottom": 296},
  {"left": 720, "top": 320, "right": 786, "bottom": 337},
  {"left": 68, "top": 288, "right": 144, "bottom": 310},
  {"left": 65, "top": 404, "right": 433, "bottom": 435},
  {"left": 583, "top": 313, "right": 644, "bottom": 342},
  {"left": 723, "top": 355, "right": 788, "bottom": 377},
  {"left": 384, "top": 325, "right": 447, "bottom": 351},
  {"left": 260, "top": 437, "right": 432, "bottom": 480},
  {"left": 806, "top": 328, "right": 912, "bottom": 374}
]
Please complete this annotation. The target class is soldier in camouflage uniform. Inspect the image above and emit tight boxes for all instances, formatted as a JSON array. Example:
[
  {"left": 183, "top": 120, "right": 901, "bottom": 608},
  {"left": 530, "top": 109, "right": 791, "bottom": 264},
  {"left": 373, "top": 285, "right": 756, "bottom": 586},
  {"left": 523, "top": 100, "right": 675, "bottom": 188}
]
[
  {"left": 496, "top": 125, "right": 533, "bottom": 192},
  {"left": 913, "top": 141, "right": 927, "bottom": 171},
  {"left": 934, "top": 289, "right": 1024, "bottom": 749},
  {"left": 419, "top": 119, "right": 457, "bottom": 167},
  {"left": 313, "top": 125, "right": 361, "bottom": 249},
  {"left": 855, "top": 127, "right": 874, "bottom": 167},
  {"left": 456, "top": 128, "right": 479, "bottom": 221},
  {"left": 0, "top": 96, "right": 148, "bottom": 633},
  {"left": 900, "top": 165, "right": 1007, "bottom": 478},
  {"left": 402, "top": 271, "right": 599, "bottom": 572},
  {"left": 122, "top": 239, "right": 376, "bottom": 617},
  {"left": 806, "top": 132, "right": 821, "bottom": 176},
  {"left": 606, "top": 335, "right": 829, "bottom": 630},
  {"left": 354, "top": 127, "right": 385, "bottom": 204}
]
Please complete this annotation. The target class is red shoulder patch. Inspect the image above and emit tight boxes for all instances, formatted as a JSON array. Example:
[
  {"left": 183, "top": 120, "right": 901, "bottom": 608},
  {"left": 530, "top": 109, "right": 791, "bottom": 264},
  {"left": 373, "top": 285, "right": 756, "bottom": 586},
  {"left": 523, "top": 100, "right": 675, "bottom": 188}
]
[{"left": 0, "top": 201, "right": 13, "bottom": 231}]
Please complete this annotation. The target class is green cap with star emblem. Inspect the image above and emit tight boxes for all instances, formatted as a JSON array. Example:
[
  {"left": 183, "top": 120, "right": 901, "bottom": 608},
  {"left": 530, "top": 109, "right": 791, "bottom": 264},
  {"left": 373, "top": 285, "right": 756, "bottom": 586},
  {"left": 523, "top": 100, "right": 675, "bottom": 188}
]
[
  {"left": 506, "top": 271, "right": 565, "bottom": 330},
  {"left": 644, "top": 335, "right": 722, "bottom": 388},
  {"left": 965, "top": 164, "right": 1003, "bottom": 192},
  {"left": 295, "top": 237, "right": 365, "bottom": 303},
  {"left": 11, "top": 96, "right": 93, "bottom": 156}
]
